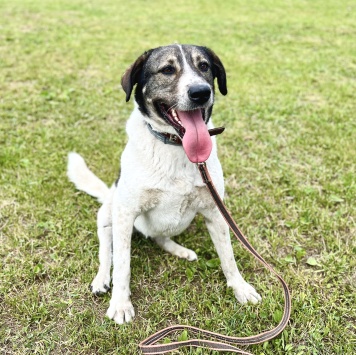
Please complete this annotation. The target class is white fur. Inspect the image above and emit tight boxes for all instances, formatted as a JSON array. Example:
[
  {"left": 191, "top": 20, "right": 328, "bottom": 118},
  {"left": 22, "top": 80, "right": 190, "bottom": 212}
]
[{"left": 67, "top": 107, "right": 261, "bottom": 325}]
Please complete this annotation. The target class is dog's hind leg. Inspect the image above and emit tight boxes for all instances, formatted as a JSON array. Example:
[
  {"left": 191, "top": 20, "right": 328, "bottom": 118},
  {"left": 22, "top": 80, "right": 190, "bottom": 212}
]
[
  {"left": 154, "top": 236, "right": 198, "bottom": 261},
  {"left": 90, "top": 200, "right": 112, "bottom": 295}
]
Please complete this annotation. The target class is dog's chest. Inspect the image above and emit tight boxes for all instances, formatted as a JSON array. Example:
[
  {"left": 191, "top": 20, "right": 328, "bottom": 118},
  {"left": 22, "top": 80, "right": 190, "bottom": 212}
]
[{"left": 134, "top": 182, "right": 213, "bottom": 238}]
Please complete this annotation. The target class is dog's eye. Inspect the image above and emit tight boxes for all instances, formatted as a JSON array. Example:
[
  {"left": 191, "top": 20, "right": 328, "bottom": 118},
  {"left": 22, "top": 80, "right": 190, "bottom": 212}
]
[
  {"left": 160, "top": 65, "right": 176, "bottom": 75},
  {"left": 198, "top": 62, "right": 210, "bottom": 72}
]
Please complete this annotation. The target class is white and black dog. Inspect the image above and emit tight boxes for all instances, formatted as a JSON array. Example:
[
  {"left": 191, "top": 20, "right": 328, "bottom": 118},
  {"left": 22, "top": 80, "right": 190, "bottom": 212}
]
[{"left": 67, "top": 44, "right": 261, "bottom": 325}]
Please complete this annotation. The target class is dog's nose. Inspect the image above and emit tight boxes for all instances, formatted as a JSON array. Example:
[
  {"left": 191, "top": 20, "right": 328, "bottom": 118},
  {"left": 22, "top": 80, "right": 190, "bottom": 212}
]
[{"left": 188, "top": 84, "right": 211, "bottom": 105}]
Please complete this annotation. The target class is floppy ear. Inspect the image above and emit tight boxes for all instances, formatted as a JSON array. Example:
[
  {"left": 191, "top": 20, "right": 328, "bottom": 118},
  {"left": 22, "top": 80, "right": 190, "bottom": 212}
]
[
  {"left": 121, "top": 50, "right": 153, "bottom": 102},
  {"left": 203, "top": 47, "right": 228, "bottom": 96}
]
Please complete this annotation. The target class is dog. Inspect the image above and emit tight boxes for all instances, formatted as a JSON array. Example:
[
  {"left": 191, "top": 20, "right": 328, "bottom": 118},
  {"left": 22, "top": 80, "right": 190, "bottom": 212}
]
[{"left": 67, "top": 44, "right": 261, "bottom": 324}]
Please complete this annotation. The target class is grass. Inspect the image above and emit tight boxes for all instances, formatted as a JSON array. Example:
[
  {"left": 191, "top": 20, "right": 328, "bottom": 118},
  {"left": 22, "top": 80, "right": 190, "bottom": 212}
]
[{"left": 0, "top": 0, "right": 355, "bottom": 354}]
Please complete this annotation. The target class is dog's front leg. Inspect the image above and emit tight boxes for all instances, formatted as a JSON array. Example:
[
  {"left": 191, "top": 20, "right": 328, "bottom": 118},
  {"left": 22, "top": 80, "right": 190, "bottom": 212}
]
[
  {"left": 90, "top": 200, "right": 113, "bottom": 295},
  {"left": 106, "top": 196, "right": 137, "bottom": 324},
  {"left": 202, "top": 207, "right": 262, "bottom": 305}
]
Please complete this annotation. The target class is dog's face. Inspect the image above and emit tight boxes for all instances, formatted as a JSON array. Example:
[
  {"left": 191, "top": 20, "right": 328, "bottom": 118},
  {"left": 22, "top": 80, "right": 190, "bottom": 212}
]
[{"left": 121, "top": 44, "right": 227, "bottom": 163}]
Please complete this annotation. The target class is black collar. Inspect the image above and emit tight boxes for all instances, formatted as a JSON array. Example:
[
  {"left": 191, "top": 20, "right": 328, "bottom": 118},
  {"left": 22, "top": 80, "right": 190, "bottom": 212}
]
[
  {"left": 146, "top": 123, "right": 182, "bottom": 145},
  {"left": 146, "top": 123, "right": 225, "bottom": 146}
]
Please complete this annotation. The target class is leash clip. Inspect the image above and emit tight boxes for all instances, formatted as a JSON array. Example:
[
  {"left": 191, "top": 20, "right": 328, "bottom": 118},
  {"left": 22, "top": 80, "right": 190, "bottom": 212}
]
[
  {"left": 168, "top": 134, "right": 180, "bottom": 143},
  {"left": 197, "top": 162, "right": 211, "bottom": 184}
]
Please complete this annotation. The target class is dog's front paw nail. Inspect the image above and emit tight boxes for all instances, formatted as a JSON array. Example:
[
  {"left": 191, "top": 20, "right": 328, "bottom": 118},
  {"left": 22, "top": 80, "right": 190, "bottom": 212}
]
[
  {"left": 90, "top": 274, "right": 111, "bottom": 295},
  {"left": 233, "top": 282, "right": 262, "bottom": 305},
  {"left": 106, "top": 300, "right": 135, "bottom": 324},
  {"left": 90, "top": 285, "right": 110, "bottom": 296}
]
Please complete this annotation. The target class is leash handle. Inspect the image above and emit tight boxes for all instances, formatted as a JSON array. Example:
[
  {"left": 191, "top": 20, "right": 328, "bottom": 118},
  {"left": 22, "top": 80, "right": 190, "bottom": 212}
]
[{"left": 139, "top": 162, "right": 291, "bottom": 354}]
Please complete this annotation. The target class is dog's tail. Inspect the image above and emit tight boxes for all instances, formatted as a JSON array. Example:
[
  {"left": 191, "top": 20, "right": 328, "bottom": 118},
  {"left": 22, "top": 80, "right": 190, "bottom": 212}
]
[{"left": 67, "top": 152, "right": 109, "bottom": 204}]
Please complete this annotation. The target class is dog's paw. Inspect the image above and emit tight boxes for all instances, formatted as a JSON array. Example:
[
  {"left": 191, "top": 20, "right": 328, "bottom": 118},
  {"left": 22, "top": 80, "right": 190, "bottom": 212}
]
[
  {"left": 90, "top": 273, "right": 111, "bottom": 295},
  {"left": 177, "top": 248, "right": 198, "bottom": 261},
  {"left": 106, "top": 299, "right": 135, "bottom": 324},
  {"left": 232, "top": 281, "right": 262, "bottom": 305},
  {"left": 154, "top": 237, "right": 198, "bottom": 261}
]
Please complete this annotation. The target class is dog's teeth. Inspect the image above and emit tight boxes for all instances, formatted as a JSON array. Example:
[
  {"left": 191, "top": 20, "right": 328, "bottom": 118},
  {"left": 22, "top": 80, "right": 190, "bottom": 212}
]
[{"left": 169, "top": 109, "right": 182, "bottom": 125}]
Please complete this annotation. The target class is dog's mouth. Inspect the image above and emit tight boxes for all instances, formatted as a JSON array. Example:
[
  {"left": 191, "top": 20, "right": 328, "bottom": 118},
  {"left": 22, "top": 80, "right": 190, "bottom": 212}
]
[
  {"left": 157, "top": 103, "right": 189, "bottom": 137},
  {"left": 157, "top": 103, "right": 213, "bottom": 163}
]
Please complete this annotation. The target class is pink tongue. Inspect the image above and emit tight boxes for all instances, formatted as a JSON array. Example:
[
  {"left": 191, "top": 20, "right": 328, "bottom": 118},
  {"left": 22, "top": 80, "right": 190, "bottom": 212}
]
[{"left": 177, "top": 109, "right": 212, "bottom": 163}]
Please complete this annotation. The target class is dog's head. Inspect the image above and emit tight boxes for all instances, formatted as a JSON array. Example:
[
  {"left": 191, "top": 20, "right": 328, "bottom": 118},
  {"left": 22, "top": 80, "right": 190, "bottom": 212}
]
[{"left": 121, "top": 44, "right": 227, "bottom": 163}]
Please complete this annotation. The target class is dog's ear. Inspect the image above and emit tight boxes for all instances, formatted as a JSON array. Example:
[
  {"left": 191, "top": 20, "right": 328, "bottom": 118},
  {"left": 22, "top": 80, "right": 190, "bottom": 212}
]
[
  {"left": 121, "top": 50, "right": 153, "bottom": 102},
  {"left": 203, "top": 47, "right": 228, "bottom": 96}
]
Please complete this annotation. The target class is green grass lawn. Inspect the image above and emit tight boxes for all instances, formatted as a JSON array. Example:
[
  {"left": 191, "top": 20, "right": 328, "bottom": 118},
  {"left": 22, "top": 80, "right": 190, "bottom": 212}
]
[{"left": 1, "top": 0, "right": 355, "bottom": 354}]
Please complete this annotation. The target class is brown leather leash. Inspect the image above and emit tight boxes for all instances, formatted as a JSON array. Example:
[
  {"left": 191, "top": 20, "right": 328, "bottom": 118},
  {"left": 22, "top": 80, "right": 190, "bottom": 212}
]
[{"left": 139, "top": 129, "right": 291, "bottom": 354}]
